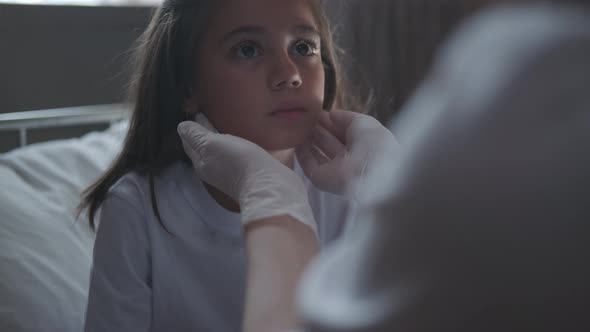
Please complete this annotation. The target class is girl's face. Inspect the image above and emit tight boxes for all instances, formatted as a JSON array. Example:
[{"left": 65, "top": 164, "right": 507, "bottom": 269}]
[{"left": 193, "top": 0, "right": 325, "bottom": 151}]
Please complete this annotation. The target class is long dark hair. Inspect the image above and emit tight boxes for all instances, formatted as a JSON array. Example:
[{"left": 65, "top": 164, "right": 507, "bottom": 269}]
[{"left": 79, "top": 0, "right": 360, "bottom": 230}]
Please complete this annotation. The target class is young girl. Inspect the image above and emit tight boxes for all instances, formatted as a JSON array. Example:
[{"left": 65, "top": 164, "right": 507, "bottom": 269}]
[{"left": 81, "top": 0, "right": 360, "bottom": 330}]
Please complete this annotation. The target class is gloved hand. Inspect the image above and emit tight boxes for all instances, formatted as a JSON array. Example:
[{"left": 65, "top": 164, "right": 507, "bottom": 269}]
[
  {"left": 177, "top": 121, "right": 317, "bottom": 235},
  {"left": 296, "top": 110, "right": 399, "bottom": 201}
]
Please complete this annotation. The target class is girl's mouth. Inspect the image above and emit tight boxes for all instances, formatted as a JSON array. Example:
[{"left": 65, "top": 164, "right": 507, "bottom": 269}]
[{"left": 270, "top": 107, "right": 308, "bottom": 119}]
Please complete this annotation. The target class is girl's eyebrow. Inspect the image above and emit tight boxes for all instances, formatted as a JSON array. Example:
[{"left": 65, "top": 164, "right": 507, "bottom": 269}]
[
  {"left": 220, "top": 25, "right": 265, "bottom": 45},
  {"left": 219, "top": 24, "right": 320, "bottom": 45},
  {"left": 291, "top": 24, "right": 320, "bottom": 37}
]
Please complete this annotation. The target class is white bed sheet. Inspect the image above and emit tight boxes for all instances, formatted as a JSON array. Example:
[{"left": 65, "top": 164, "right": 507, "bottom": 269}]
[{"left": 0, "top": 121, "right": 127, "bottom": 332}]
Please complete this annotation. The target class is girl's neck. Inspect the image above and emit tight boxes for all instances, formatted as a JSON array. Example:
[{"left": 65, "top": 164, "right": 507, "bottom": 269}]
[{"left": 203, "top": 149, "right": 295, "bottom": 213}]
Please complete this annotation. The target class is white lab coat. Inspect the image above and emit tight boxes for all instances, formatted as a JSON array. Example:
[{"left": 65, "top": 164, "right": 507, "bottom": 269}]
[{"left": 298, "top": 4, "right": 590, "bottom": 332}]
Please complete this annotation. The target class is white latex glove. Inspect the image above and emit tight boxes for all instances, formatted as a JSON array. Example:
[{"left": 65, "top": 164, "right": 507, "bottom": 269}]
[
  {"left": 296, "top": 110, "right": 399, "bottom": 201},
  {"left": 177, "top": 120, "right": 317, "bottom": 235}
]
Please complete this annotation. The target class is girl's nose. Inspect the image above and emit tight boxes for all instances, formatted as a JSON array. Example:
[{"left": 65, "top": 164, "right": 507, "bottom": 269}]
[{"left": 269, "top": 54, "right": 302, "bottom": 90}]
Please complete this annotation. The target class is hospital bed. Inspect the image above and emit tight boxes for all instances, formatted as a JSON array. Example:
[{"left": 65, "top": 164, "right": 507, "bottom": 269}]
[{"left": 0, "top": 104, "right": 129, "bottom": 332}]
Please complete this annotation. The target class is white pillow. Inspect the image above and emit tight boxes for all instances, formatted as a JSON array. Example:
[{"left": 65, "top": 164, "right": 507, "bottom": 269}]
[{"left": 0, "top": 121, "right": 127, "bottom": 332}]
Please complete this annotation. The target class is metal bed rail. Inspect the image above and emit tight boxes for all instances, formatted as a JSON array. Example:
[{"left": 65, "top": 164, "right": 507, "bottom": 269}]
[{"left": 0, "top": 104, "right": 129, "bottom": 147}]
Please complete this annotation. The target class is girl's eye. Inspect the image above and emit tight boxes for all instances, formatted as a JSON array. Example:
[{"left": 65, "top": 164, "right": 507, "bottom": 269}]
[
  {"left": 292, "top": 39, "right": 319, "bottom": 57},
  {"left": 232, "top": 41, "right": 263, "bottom": 59}
]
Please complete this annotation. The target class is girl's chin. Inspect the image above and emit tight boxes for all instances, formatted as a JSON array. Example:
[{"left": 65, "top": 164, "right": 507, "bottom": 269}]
[
  {"left": 243, "top": 132, "right": 307, "bottom": 152},
  {"left": 229, "top": 127, "right": 311, "bottom": 152},
  {"left": 259, "top": 138, "right": 305, "bottom": 152}
]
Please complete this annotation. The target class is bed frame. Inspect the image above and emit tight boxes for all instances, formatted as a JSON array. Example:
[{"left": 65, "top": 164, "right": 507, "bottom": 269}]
[{"left": 0, "top": 104, "right": 129, "bottom": 148}]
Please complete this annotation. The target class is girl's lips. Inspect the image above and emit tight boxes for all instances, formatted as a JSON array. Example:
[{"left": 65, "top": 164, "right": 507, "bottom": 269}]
[{"left": 270, "top": 107, "right": 308, "bottom": 119}]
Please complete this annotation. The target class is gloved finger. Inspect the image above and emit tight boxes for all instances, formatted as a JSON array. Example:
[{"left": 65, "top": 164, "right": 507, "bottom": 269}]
[
  {"left": 195, "top": 113, "right": 219, "bottom": 133},
  {"left": 310, "top": 125, "right": 345, "bottom": 160},
  {"left": 177, "top": 121, "right": 212, "bottom": 155},
  {"left": 297, "top": 151, "right": 343, "bottom": 194},
  {"left": 326, "top": 109, "right": 362, "bottom": 143},
  {"left": 180, "top": 138, "right": 205, "bottom": 172},
  {"left": 295, "top": 139, "right": 330, "bottom": 181},
  {"left": 344, "top": 114, "right": 394, "bottom": 156},
  {"left": 310, "top": 143, "right": 331, "bottom": 166},
  {"left": 317, "top": 110, "right": 337, "bottom": 136},
  {"left": 315, "top": 110, "right": 346, "bottom": 144},
  {"left": 178, "top": 120, "right": 212, "bottom": 140}
]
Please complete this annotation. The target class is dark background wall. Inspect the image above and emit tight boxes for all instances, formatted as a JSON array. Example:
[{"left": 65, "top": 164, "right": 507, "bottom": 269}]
[
  {"left": 0, "top": 4, "right": 153, "bottom": 152},
  {"left": 0, "top": 4, "right": 153, "bottom": 113}
]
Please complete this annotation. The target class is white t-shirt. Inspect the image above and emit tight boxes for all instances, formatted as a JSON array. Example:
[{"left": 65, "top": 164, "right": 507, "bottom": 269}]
[{"left": 84, "top": 160, "right": 357, "bottom": 331}]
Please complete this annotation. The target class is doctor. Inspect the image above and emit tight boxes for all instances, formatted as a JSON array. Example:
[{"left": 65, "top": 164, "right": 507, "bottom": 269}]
[{"left": 178, "top": 3, "right": 590, "bottom": 332}]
